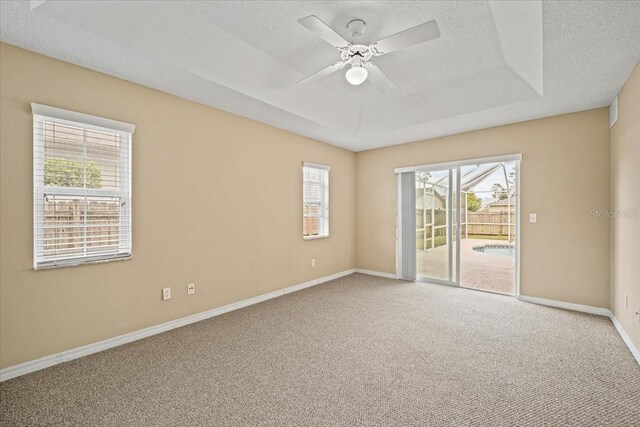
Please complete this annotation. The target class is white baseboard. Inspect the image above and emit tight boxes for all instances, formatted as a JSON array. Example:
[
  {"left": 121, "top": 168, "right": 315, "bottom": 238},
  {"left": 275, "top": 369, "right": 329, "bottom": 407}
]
[
  {"left": 518, "top": 294, "right": 639, "bottom": 365},
  {"left": 0, "top": 269, "right": 356, "bottom": 382},
  {"left": 609, "top": 313, "right": 640, "bottom": 364},
  {"left": 355, "top": 269, "right": 398, "bottom": 279},
  {"left": 283, "top": 269, "right": 356, "bottom": 294},
  {"left": 517, "top": 295, "right": 611, "bottom": 316},
  {"left": 3, "top": 274, "right": 634, "bottom": 382}
]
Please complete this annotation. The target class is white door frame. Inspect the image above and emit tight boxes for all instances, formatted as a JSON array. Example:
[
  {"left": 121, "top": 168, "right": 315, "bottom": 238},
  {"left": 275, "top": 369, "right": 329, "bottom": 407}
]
[{"left": 395, "top": 153, "right": 522, "bottom": 297}]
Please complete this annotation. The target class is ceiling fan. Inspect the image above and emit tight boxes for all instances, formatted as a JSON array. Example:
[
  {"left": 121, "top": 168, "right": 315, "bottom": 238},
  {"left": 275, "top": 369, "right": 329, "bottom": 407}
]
[{"left": 297, "top": 15, "right": 440, "bottom": 91}]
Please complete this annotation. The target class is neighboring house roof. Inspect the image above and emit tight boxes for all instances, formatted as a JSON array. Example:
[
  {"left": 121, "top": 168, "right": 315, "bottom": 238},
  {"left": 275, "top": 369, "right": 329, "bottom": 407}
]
[
  {"left": 486, "top": 197, "right": 515, "bottom": 207},
  {"left": 481, "top": 197, "right": 499, "bottom": 206}
]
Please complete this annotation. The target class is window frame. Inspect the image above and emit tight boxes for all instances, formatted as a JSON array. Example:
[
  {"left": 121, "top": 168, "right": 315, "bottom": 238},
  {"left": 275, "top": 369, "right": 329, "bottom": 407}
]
[
  {"left": 302, "top": 162, "right": 330, "bottom": 240},
  {"left": 32, "top": 103, "right": 135, "bottom": 269}
]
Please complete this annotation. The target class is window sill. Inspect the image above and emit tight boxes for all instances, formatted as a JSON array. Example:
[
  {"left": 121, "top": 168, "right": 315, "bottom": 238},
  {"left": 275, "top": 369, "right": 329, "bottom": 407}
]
[
  {"left": 35, "top": 254, "right": 132, "bottom": 271},
  {"left": 303, "top": 235, "right": 329, "bottom": 241}
]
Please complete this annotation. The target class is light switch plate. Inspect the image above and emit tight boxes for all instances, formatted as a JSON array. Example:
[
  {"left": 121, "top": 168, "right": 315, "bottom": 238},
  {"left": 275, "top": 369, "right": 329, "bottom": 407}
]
[{"left": 529, "top": 213, "right": 537, "bottom": 223}]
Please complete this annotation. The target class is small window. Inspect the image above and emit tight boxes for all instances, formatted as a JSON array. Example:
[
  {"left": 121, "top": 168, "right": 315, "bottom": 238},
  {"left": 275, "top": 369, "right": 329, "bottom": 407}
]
[
  {"left": 303, "top": 162, "right": 330, "bottom": 239},
  {"left": 32, "top": 103, "right": 135, "bottom": 269}
]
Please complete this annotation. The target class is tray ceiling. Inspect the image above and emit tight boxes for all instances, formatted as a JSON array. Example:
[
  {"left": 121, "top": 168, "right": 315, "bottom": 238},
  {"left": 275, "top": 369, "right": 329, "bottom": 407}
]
[{"left": 1, "top": 1, "right": 639, "bottom": 151}]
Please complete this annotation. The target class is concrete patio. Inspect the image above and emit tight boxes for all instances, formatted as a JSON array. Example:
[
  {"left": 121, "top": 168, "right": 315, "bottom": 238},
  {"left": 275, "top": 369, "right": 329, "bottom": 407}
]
[{"left": 417, "top": 238, "right": 515, "bottom": 295}]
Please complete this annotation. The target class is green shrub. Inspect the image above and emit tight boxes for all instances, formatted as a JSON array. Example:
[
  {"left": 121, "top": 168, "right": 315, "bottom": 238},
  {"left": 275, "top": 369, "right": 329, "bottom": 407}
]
[
  {"left": 44, "top": 158, "right": 102, "bottom": 188},
  {"left": 466, "top": 192, "right": 482, "bottom": 212}
]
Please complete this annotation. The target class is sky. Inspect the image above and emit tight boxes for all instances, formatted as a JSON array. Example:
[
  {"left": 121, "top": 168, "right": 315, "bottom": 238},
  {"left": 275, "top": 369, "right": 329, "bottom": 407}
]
[
  {"left": 418, "top": 161, "right": 517, "bottom": 201},
  {"left": 470, "top": 162, "right": 516, "bottom": 199}
]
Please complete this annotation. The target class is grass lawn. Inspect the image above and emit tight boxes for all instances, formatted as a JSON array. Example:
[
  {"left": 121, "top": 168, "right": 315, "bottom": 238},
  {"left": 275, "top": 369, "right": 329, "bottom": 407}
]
[
  {"left": 418, "top": 235, "right": 447, "bottom": 250},
  {"left": 466, "top": 234, "right": 513, "bottom": 241},
  {"left": 433, "top": 235, "right": 447, "bottom": 247}
]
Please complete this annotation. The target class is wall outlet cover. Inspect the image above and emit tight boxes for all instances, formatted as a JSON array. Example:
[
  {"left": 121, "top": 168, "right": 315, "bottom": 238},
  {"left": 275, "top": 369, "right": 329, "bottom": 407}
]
[{"left": 162, "top": 287, "right": 171, "bottom": 301}]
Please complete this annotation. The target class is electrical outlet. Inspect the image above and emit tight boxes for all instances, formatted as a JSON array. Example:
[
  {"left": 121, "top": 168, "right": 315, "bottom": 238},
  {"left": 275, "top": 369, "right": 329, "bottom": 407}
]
[
  {"left": 187, "top": 283, "right": 195, "bottom": 295},
  {"left": 311, "top": 258, "right": 316, "bottom": 267},
  {"left": 529, "top": 213, "right": 537, "bottom": 223},
  {"left": 162, "top": 287, "right": 171, "bottom": 301}
]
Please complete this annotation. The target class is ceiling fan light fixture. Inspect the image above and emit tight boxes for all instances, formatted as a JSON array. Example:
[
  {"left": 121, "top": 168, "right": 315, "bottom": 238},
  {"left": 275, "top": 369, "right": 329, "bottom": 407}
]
[
  {"left": 346, "top": 64, "right": 368, "bottom": 85},
  {"left": 297, "top": 15, "right": 439, "bottom": 89}
]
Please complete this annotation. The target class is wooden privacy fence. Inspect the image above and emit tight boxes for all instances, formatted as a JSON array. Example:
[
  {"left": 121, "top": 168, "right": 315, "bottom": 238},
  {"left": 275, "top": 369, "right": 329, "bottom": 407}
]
[
  {"left": 464, "top": 211, "right": 515, "bottom": 236},
  {"left": 303, "top": 217, "right": 320, "bottom": 236},
  {"left": 43, "top": 198, "right": 120, "bottom": 253},
  {"left": 303, "top": 204, "right": 321, "bottom": 237}
]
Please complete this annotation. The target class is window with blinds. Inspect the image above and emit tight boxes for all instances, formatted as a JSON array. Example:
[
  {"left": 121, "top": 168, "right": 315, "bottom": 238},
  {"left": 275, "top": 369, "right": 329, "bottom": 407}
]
[
  {"left": 302, "top": 162, "right": 330, "bottom": 239},
  {"left": 32, "top": 103, "right": 135, "bottom": 269}
]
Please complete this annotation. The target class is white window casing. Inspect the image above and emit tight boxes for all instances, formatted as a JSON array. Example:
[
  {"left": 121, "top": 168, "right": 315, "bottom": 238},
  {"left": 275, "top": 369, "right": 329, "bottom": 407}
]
[
  {"left": 302, "top": 162, "right": 330, "bottom": 240},
  {"left": 32, "top": 103, "right": 135, "bottom": 269}
]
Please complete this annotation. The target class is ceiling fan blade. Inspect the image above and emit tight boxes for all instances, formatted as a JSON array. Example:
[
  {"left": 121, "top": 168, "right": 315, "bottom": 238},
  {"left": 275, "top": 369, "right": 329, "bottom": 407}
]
[
  {"left": 297, "top": 61, "right": 347, "bottom": 85},
  {"left": 372, "top": 20, "right": 440, "bottom": 55},
  {"left": 365, "top": 63, "right": 395, "bottom": 93},
  {"left": 298, "top": 15, "right": 350, "bottom": 49}
]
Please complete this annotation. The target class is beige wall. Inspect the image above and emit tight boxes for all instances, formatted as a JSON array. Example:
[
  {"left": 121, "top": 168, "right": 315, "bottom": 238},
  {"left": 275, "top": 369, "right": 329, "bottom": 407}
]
[
  {"left": 356, "top": 108, "right": 611, "bottom": 308},
  {"left": 0, "top": 41, "right": 630, "bottom": 370},
  {"left": 610, "top": 62, "right": 640, "bottom": 350},
  {"left": 0, "top": 43, "right": 356, "bottom": 368}
]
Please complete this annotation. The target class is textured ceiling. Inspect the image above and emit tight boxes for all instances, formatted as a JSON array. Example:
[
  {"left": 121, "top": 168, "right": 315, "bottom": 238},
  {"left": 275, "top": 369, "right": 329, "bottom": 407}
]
[
  {"left": 1, "top": 1, "right": 639, "bottom": 151},
  {"left": 186, "top": 1, "right": 506, "bottom": 106}
]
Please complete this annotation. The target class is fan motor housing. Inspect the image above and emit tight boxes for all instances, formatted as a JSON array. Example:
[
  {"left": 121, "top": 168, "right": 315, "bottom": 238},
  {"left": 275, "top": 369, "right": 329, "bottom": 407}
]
[{"left": 340, "top": 44, "right": 374, "bottom": 62}]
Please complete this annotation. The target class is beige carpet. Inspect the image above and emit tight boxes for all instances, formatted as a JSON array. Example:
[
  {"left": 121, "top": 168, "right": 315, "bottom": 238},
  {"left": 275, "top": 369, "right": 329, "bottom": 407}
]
[{"left": 1, "top": 274, "right": 639, "bottom": 426}]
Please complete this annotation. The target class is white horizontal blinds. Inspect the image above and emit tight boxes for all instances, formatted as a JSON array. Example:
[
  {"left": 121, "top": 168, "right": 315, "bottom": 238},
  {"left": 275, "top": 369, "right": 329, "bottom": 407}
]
[
  {"left": 303, "top": 162, "right": 330, "bottom": 239},
  {"left": 33, "top": 105, "right": 133, "bottom": 268}
]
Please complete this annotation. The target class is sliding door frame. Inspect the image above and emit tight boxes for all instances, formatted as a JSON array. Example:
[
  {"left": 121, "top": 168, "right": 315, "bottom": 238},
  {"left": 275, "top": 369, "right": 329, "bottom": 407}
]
[
  {"left": 447, "top": 169, "right": 454, "bottom": 284},
  {"left": 395, "top": 153, "right": 522, "bottom": 296}
]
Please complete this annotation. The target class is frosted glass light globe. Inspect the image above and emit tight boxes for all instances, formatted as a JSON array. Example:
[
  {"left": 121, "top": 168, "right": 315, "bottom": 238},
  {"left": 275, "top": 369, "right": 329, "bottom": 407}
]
[{"left": 345, "top": 65, "right": 368, "bottom": 85}]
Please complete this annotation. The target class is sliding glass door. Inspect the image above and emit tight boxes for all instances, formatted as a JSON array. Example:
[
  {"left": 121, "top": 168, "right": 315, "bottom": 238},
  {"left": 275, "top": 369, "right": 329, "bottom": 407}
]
[
  {"left": 458, "top": 161, "right": 518, "bottom": 295},
  {"left": 415, "top": 168, "right": 460, "bottom": 286},
  {"left": 398, "top": 157, "right": 520, "bottom": 296},
  {"left": 397, "top": 156, "right": 520, "bottom": 295}
]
